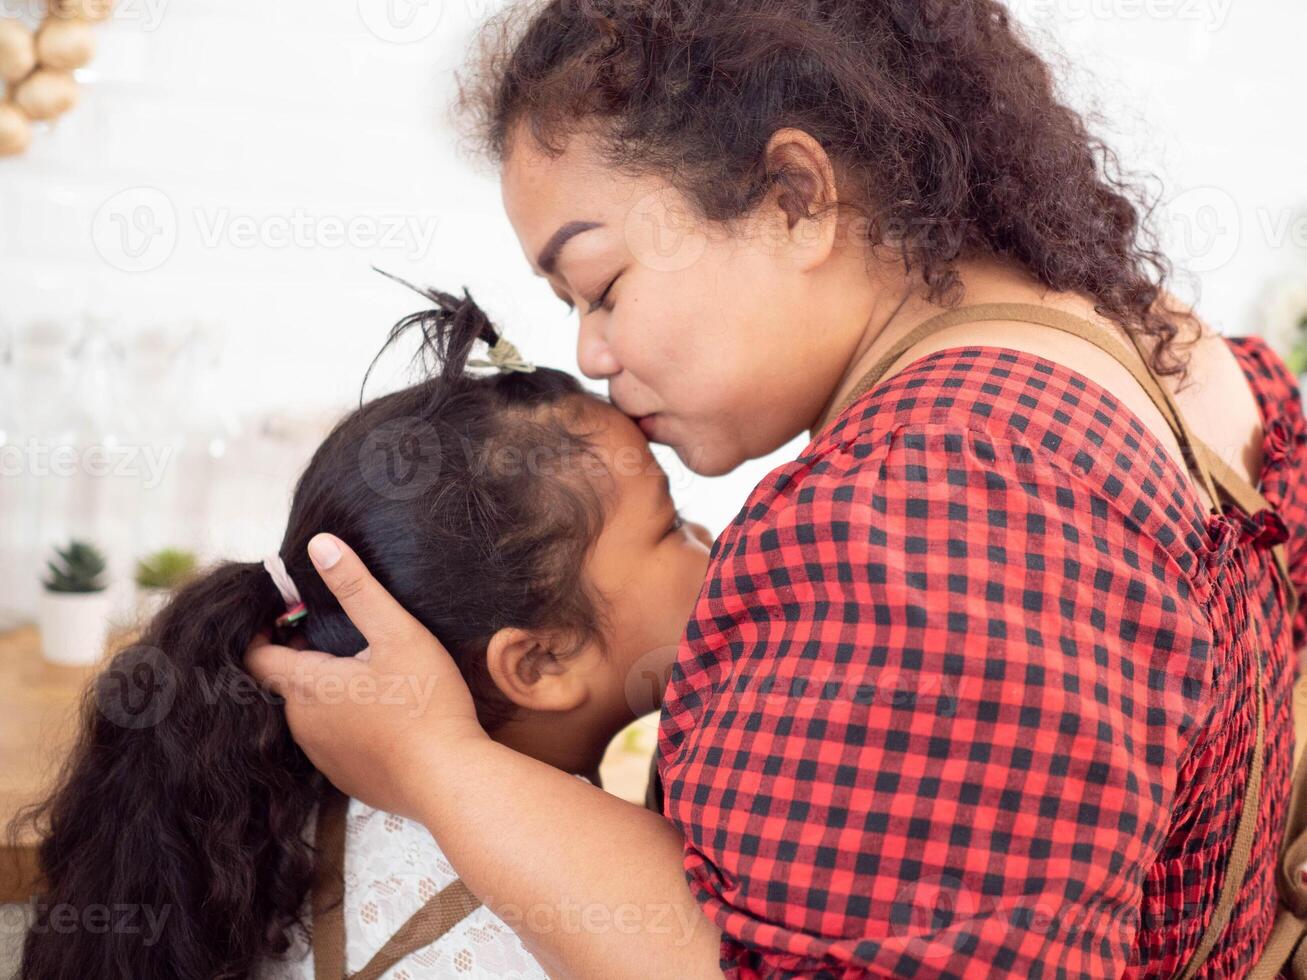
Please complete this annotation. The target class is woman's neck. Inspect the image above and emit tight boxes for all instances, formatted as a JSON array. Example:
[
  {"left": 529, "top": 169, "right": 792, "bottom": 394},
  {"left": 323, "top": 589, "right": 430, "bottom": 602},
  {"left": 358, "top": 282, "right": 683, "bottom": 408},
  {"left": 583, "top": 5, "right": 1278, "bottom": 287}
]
[
  {"left": 807, "top": 286, "right": 916, "bottom": 436},
  {"left": 807, "top": 255, "right": 1052, "bottom": 440}
]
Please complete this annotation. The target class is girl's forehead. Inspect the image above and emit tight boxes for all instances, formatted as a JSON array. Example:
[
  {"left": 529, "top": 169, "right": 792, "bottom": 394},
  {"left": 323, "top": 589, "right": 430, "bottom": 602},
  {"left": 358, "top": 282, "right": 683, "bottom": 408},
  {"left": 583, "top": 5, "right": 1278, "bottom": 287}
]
[{"left": 581, "top": 404, "right": 663, "bottom": 484}]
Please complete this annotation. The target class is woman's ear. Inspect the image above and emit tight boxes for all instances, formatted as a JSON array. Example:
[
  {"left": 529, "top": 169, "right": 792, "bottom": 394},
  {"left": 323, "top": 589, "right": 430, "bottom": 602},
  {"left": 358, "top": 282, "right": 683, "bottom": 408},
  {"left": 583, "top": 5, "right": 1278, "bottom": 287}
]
[
  {"left": 762, "top": 126, "right": 842, "bottom": 268},
  {"left": 484, "top": 626, "right": 592, "bottom": 714}
]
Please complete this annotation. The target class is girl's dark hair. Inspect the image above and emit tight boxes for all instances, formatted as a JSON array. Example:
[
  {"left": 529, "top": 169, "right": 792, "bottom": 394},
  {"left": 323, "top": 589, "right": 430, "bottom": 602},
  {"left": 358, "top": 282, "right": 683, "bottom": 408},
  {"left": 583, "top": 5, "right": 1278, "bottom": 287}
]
[
  {"left": 459, "top": 0, "right": 1199, "bottom": 378},
  {"left": 11, "top": 285, "right": 612, "bottom": 980}
]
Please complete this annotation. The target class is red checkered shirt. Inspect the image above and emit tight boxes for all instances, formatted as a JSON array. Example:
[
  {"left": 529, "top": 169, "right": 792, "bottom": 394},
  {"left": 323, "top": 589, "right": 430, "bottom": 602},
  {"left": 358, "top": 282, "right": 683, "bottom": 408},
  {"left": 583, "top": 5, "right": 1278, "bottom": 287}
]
[{"left": 657, "top": 338, "right": 1307, "bottom": 978}]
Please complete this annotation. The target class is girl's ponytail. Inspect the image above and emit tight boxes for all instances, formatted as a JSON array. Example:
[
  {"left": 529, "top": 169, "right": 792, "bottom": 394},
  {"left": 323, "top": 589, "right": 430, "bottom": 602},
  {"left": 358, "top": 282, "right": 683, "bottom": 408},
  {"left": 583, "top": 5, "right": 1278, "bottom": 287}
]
[
  {"left": 364, "top": 271, "right": 503, "bottom": 394},
  {"left": 15, "top": 561, "right": 326, "bottom": 980}
]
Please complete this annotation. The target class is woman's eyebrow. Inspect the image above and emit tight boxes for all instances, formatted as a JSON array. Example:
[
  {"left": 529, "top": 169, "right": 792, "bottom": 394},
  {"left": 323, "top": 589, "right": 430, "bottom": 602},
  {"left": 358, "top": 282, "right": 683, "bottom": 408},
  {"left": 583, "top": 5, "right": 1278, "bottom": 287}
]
[{"left": 537, "top": 220, "right": 604, "bottom": 276}]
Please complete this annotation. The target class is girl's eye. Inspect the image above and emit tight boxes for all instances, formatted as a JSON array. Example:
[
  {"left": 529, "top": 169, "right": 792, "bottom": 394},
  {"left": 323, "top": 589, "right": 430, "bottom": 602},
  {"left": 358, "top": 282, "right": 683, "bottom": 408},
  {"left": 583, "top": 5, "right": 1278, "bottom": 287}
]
[{"left": 665, "top": 510, "right": 685, "bottom": 537}]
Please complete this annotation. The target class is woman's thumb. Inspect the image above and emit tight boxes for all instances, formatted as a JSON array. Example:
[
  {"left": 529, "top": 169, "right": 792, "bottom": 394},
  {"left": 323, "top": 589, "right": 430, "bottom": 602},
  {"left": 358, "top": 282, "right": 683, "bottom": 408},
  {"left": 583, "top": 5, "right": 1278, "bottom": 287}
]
[
  {"left": 306, "top": 533, "right": 423, "bottom": 650},
  {"left": 243, "top": 636, "right": 337, "bottom": 698}
]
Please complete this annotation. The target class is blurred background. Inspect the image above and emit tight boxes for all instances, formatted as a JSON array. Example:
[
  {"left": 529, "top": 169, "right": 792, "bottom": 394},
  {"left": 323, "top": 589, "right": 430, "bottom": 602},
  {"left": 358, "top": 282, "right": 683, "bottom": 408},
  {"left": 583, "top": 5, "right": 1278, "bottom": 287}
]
[{"left": 0, "top": 0, "right": 1305, "bottom": 969}]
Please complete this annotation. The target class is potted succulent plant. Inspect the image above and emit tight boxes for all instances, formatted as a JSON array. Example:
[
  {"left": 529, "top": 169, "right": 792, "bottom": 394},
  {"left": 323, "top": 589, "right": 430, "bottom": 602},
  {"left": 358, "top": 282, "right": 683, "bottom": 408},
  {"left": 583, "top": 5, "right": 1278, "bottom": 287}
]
[
  {"left": 134, "top": 547, "right": 198, "bottom": 621},
  {"left": 38, "top": 539, "right": 113, "bottom": 667}
]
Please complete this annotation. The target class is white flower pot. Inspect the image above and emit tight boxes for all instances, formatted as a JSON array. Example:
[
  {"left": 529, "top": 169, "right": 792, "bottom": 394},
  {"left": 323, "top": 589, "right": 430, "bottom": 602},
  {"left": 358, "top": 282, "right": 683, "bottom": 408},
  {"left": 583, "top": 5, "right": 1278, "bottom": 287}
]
[{"left": 38, "top": 589, "right": 115, "bottom": 667}]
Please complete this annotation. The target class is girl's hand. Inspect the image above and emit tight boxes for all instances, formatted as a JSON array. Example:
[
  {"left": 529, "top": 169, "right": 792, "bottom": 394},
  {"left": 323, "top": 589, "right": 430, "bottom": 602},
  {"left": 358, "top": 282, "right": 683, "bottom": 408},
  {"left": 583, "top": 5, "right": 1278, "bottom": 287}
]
[{"left": 243, "top": 532, "right": 487, "bottom": 820}]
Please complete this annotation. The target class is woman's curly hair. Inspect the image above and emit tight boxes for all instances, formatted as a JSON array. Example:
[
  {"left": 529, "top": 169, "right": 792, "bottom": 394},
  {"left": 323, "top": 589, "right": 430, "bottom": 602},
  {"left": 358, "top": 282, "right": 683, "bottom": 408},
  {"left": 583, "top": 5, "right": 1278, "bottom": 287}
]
[{"left": 458, "top": 0, "right": 1199, "bottom": 378}]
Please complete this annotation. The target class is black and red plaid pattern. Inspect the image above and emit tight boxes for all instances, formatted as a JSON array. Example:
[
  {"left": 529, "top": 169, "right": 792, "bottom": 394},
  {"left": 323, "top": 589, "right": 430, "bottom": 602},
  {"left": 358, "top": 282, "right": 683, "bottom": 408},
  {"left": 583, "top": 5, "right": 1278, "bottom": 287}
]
[{"left": 657, "top": 338, "right": 1307, "bottom": 978}]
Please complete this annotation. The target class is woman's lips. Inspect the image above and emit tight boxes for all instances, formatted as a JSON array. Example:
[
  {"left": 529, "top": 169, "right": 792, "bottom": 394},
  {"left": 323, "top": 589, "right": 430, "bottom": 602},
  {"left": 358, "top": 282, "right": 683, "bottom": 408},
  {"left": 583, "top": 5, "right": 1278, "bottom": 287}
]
[{"left": 636, "top": 414, "right": 658, "bottom": 438}]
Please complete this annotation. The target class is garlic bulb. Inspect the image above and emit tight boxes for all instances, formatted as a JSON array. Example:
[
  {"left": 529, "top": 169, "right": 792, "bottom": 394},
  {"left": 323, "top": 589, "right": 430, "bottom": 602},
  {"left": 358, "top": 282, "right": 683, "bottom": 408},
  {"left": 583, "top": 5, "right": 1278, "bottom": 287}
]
[
  {"left": 0, "top": 0, "right": 115, "bottom": 154},
  {"left": 0, "top": 19, "right": 36, "bottom": 84},
  {"left": 48, "top": 0, "right": 115, "bottom": 23},
  {"left": 0, "top": 102, "right": 32, "bottom": 156},
  {"left": 36, "top": 18, "right": 97, "bottom": 71},
  {"left": 14, "top": 67, "right": 79, "bottom": 121}
]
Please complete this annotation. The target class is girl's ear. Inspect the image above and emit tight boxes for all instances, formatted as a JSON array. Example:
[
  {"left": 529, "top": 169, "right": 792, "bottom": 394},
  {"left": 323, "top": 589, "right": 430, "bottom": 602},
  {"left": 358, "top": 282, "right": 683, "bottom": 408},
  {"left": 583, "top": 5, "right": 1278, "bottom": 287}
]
[{"left": 484, "top": 626, "right": 592, "bottom": 713}]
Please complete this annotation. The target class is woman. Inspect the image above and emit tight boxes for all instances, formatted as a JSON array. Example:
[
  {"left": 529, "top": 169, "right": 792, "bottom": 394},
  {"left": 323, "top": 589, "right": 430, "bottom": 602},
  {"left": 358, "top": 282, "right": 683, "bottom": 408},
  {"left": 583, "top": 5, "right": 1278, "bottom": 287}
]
[{"left": 247, "top": 0, "right": 1307, "bottom": 976}]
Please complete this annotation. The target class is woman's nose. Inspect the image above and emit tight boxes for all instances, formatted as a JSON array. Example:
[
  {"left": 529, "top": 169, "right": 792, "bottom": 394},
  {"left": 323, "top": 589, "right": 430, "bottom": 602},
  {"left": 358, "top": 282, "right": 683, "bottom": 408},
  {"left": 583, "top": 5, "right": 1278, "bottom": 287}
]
[{"left": 576, "top": 314, "right": 621, "bottom": 379}]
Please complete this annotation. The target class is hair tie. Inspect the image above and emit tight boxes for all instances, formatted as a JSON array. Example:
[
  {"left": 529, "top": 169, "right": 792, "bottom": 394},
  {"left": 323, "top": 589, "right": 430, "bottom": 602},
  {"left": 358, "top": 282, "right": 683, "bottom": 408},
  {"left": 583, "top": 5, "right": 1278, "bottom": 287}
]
[
  {"left": 468, "top": 335, "right": 536, "bottom": 374},
  {"left": 262, "top": 554, "right": 307, "bottom": 629},
  {"left": 370, "top": 267, "right": 535, "bottom": 375}
]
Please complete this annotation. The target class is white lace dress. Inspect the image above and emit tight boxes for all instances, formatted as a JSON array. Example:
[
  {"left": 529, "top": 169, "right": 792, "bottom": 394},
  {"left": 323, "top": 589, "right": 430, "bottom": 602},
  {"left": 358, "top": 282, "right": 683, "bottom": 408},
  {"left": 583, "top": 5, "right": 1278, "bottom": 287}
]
[{"left": 256, "top": 795, "right": 554, "bottom": 980}]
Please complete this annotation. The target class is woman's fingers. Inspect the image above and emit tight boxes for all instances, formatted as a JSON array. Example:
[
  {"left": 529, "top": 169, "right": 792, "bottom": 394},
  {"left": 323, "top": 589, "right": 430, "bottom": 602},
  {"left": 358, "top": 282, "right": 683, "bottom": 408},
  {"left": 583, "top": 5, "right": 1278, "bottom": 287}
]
[
  {"left": 243, "top": 634, "right": 341, "bottom": 697},
  {"left": 240, "top": 536, "right": 488, "bottom": 816},
  {"left": 306, "top": 532, "right": 424, "bottom": 654}
]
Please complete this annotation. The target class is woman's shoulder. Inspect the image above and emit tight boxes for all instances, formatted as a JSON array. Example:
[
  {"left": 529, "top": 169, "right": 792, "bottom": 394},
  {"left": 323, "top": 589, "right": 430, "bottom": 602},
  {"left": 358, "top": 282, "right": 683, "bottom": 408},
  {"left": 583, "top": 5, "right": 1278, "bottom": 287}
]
[
  {"left": 796, "top": 345, "right": 1208, "bottom": 545},
  {"left": 804, "top": 291, "right": 1266, "bottom": 510}
]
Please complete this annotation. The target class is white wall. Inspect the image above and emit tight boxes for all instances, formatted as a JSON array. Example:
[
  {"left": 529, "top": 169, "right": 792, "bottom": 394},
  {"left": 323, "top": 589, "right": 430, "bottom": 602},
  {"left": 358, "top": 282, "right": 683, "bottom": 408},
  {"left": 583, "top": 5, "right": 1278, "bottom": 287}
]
[
  {"left": 1009, "top": 0, "right": 1307, "bottom": 333},
  {"left": 1, "top": 0, "right": 1304, "bottom": 554}
]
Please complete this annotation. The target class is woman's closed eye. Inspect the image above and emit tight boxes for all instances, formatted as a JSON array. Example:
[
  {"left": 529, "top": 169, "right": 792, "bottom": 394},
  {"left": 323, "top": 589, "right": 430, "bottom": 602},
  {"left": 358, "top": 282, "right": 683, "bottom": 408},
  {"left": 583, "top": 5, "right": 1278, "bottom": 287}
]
[
  {"left": 585, "top": 274, "right": 620, "bottom": 314},
  {"left": 554, "top": 275, "right": 620, "bottom": 314}
]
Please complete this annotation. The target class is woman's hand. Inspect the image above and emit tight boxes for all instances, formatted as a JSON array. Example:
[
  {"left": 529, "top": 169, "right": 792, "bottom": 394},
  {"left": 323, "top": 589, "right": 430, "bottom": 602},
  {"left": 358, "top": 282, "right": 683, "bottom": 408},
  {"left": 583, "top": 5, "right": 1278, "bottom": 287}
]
[
  {"left": 247, "top": 532, "right": 724, "bottom": 978},
  {"left": 243, "top": 532, "right": 487, "bottom": 820}
]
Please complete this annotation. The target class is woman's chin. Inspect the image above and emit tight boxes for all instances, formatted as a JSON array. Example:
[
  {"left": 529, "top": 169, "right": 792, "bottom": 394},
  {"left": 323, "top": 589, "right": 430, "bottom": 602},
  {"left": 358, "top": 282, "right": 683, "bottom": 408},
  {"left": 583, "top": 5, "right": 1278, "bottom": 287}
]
[{"left": 668, "top": 433, "right": 748, "bottom": 478}]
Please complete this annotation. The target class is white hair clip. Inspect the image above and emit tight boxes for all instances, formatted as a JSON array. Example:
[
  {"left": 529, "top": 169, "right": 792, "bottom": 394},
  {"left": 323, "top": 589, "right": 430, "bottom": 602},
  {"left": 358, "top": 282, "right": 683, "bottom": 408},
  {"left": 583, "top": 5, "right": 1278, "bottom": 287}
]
[{"left": 262, "top": 553, "right": 307, "bottom": 629}]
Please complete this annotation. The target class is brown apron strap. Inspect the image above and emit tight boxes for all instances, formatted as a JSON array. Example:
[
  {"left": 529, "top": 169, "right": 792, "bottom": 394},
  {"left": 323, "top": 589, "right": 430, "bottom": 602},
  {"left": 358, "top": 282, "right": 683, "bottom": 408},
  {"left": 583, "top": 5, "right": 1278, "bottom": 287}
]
[
  {"left": 347, "top": 879, "right": 482, "bottom": 980},
  {"left": 1174, "top": 640, "right": 1267, "bottom": 979},
  {"left": 311, "top": 786, "right": 484, "bottom": 980},
  {"left": 1250, "top": 730, "right": 1307, "bottom": 978},
  {"left": 1250, "top": 907, "right": 1307, "bottom": 979},
  {"left": 312, "top": 786, "right": 349, "bottom": 980}
]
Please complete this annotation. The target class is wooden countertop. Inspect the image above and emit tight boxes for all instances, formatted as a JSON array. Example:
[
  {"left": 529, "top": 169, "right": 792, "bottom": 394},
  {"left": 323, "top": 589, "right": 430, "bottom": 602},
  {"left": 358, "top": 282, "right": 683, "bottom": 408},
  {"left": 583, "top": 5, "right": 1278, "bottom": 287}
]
[{"left": 0, "top": 626, "right": 116, "bottom": 902}]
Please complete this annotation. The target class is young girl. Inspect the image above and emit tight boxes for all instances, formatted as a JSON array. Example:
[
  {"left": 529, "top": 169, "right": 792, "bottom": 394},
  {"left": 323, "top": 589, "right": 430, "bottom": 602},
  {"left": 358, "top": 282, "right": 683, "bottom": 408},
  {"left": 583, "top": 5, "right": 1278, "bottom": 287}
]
[{"left": 13, "top": 283, "right": 714, "bottom": 980}]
